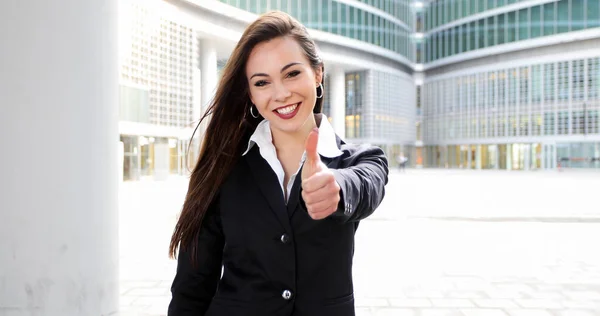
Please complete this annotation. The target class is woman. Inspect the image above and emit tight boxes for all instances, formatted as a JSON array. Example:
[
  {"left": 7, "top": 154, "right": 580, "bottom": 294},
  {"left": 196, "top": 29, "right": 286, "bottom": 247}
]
[{"left": 168, "top": 11, "right": 388, "bottom": 316}]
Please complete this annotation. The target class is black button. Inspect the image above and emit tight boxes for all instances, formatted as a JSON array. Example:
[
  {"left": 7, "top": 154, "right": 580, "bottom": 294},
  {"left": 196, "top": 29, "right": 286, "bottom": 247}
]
[{"left": 280, "top": 234, "right": 290, "bottom": 244}]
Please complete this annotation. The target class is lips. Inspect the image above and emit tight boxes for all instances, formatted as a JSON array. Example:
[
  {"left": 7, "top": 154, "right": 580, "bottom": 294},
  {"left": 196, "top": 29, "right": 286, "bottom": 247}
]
[{"left": 273, "top": 102, "right": 301, "bottom": 120}]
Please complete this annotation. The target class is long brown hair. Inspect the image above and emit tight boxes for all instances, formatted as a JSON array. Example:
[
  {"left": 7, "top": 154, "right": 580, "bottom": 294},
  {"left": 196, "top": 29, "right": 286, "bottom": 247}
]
[{"left": 169, "top": 11, "right": 325, "bottom": 259}]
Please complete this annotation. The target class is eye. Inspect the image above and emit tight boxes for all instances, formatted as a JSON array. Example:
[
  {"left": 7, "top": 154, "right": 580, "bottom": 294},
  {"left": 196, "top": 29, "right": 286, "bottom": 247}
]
[
  {"left": 287, "top": 70, "right": 301, "bottom": 78},
  {"left": 254, "top": 80, "right": 268, "bottom": 87}
]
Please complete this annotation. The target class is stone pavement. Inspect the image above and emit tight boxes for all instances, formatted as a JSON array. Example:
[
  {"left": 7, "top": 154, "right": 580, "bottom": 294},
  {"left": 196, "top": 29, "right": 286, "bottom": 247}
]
[{"left": 118, "top": 170, "right": 600, "bottom": 316}]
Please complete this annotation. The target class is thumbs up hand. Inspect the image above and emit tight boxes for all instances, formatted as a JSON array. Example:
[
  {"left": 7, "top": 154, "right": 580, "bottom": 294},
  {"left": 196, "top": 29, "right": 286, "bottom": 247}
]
[{"left": 301, "top": 128, "right": 341, "bottom": 220}]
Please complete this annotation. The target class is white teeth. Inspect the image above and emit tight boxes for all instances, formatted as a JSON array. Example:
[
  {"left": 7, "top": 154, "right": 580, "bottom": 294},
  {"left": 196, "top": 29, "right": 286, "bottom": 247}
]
[{"left": 276, "top": 103, "right": 298, "bottom": 115}]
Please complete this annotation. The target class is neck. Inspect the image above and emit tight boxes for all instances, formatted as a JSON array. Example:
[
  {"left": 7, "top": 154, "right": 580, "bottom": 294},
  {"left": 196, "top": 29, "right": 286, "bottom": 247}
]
[{"left": 271, "top": 114, "right": 319, "bottom": 154}]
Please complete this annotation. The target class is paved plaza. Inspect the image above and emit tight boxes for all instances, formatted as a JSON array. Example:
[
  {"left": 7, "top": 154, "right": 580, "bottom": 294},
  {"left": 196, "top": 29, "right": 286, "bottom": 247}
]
[{"left": 118, "top": 169, "right": 600, "bottom": 316}]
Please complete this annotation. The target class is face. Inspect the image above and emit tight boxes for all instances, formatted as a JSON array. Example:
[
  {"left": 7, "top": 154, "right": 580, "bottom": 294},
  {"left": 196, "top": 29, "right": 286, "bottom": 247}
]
[{"left": 246, "top": 36, "right": 322, "bottom": 135}]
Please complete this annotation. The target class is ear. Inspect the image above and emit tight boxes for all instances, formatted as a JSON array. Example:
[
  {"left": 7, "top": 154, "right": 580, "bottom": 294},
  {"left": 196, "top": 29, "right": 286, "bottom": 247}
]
[
  {"left": 247, "top": 92, "right": 255, "bottom": 106},
  {"left": 314, "top": 66, "right": 323, "bottom": 86}
]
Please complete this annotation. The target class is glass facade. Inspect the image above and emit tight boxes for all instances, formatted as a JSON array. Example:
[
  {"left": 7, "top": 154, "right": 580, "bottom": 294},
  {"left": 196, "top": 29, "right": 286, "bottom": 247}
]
[
  {"left": 219, "top": 0, "right": 415, "bottom": 61},
  {"left": 119, "top": 2, "right": 197, "bottom": 127},
  {"left": 422, "top": 56, "right": 600, "bottom": 169},
  {"left": 423, "top": 0, "right": 600, "bottom": 62}
]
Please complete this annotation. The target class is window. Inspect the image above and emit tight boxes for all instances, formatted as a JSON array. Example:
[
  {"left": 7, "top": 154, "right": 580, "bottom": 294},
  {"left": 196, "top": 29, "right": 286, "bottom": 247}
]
[
  {"left": 518, "top": 8, "right": 529, "bottom": 40},
  {"left": 462, "top": 25, "right": 468, "bottom": 53},
  {"left": 557, "top": 0, "right": 569, "bottom": 33},
  {"left": 498, "top": 14, "right": 506, "bottom": 45},
  {"left": 588, "top": 58, "right": 600, "bottom": 99},
  {"left": 478, "top": 20, "right": 485, "bottom": 49},
  {"left": 507, "top": 11, "right": 516, "bottom": 43},
  {"left": 487, "top": 17, "right": 495, "bottom": 47},
  {"left": 532, "top": 65, "right": 542, "bottom": 103},
  {"left": 543, "top": 3, "right": 556, "bottom": 36},
  {"left": 573, "top": 60, "right": 585, "bottom": 101},
  {"left": 558, "top": 61, "right": 569, "bottom": 101},
  {"left": 531, "top": 6, "right": 542, "bottom": 38},
  {"left": 589, "top": 0, "right": 600, "bottom": 28}
]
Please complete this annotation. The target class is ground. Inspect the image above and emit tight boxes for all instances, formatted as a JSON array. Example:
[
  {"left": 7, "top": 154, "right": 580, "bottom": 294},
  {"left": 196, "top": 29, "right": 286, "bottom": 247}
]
[{"left": 118, "top": 169, "right": 600, "bottom": 316}]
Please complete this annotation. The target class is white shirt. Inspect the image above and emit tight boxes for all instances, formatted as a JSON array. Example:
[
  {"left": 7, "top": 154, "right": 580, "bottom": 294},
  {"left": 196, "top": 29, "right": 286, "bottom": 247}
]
[{"left": 242, "top": 114, "right": 344, "bottom": 203}]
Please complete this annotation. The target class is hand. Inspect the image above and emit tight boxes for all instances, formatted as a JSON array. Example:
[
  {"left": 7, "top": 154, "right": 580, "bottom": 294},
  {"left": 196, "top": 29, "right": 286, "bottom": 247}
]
[{"left": 301, "top": 128, "right": 341, "bottom": 220}]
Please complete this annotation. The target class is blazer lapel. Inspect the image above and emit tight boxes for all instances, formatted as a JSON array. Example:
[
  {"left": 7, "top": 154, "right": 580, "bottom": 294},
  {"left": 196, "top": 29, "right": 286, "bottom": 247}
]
[{"left": 245, "top": 147, "right": 293, "bottom": 233}]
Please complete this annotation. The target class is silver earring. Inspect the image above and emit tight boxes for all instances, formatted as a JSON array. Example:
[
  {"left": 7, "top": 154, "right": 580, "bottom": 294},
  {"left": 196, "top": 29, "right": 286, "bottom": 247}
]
[
  {"left": 250, "top": 104, "right": 259, "bottom": 118},
  {"left": 316, "top": 83, "right": 323, "bottom": 99}
]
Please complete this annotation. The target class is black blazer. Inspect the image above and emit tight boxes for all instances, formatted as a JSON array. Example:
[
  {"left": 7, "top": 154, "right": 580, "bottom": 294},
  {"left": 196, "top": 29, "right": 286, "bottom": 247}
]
[{"left": 168, "top": 136, "right": 389, "bottom": 316}]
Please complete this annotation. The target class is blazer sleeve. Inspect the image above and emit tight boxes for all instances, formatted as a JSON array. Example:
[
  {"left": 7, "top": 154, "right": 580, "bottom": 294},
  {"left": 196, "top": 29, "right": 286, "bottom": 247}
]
[
  {"left": 329, "top": 144, "right": 389, "bottom": 223},
  {"left": 168, "top": 196, "right": 224, "bottom": 316}
]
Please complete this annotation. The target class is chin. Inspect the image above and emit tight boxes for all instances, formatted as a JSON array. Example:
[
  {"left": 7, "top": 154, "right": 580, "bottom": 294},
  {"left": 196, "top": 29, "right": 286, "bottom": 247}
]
[{"left": 270, "top": 114, "right": 314, "bottom": 135}]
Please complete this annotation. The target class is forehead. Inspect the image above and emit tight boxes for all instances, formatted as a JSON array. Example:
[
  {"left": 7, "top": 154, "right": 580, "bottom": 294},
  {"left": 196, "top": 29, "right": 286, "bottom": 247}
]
[{"left": 246, "top": 36, "right": 308, "bottom": 75}]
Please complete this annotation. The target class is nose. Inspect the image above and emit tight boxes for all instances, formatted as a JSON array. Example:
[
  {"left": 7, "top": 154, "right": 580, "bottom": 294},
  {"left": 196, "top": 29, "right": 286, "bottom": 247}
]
[{"left": 273, "top": 82, "right": 292, "bottom": 102}]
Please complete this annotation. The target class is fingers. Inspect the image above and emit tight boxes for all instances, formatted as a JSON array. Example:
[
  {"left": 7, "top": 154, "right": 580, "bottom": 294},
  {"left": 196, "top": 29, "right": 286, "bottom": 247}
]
[
  {"left": 305, "top": 200, "right": 339, "bottom": 220},
  {"left": 301, "top": 170, "right": 336, "bottom": 193},
  {"left": 301, "top": 172, "right": 341, "bottom": 221},
  {"left": 301, "top": 177, "right": 340, "bottom": 204}
]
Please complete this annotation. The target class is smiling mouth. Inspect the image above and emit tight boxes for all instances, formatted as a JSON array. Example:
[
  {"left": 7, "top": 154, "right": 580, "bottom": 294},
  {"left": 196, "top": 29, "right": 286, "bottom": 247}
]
[{"left": 274, "top": 102, "right": 300, "bottom": 115}]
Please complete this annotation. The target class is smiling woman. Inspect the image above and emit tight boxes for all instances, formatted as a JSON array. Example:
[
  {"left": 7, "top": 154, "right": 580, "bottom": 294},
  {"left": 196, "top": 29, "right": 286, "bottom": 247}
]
[{"left": 168, "top": 10, "right": 389, "bottom": 316}]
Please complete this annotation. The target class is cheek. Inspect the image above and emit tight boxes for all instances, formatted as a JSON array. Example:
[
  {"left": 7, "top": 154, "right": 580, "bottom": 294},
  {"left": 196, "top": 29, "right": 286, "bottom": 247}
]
[{"left": 250, "top": 89, "right": 270, "bottom": 108}]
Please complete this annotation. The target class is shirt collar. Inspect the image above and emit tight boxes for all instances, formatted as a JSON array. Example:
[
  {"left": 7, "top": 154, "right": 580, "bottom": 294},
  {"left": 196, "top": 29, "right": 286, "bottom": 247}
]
[{"left": 242, "top": 113, "right": 343, "bottom": 158}]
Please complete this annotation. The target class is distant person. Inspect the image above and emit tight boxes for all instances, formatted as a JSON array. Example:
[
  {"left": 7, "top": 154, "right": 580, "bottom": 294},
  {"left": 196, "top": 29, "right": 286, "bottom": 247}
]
[
  {"left": 397, "top": 152, "right": 408, "bottom": 172},
  {"left": 167, "top": 11, "right": 389, "bottom": 316}
]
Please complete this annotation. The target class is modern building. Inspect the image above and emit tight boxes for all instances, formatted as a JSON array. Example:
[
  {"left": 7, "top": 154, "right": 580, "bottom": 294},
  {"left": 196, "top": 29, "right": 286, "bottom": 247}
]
[
  {"left": 117, "top": 0, "right": 600, "bottom": 179},
  {"left": 418, "top": 0, "right": 600, "bottom": 170},
  {"left": 118, "top": 0, "right": 200, "bottom": 180},
  {"left": 117, "top": 0, "right": 418, "bottom": 180}
]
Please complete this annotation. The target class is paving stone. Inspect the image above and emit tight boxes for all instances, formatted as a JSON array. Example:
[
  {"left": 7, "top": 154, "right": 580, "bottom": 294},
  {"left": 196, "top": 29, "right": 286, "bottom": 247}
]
[
  {"left": 430, "top": 298, "right": 475, "bottom": 308},
  {"left": 446, "top": 290, "right": 489, "bottom": 299},
  {"left": 515, "top": 299, "right": 564, "bottom": 309},
  {"left": 527, "top": 291, "right": 566, "bottom": 300},
  {"left": 561, "top": 300, "right": 600, "bottom": 309},
  {"left": 375, "top": 308, "right": 417, "bottom": 316},
  {"left": 555, "top": 310, "right": 599, "bottom": 316},
  {"left": 461, "top": 309, "right": 508, "bottom": 316},
  {"left": 405, "top": 289, "right": 446, "bottom": 298},
  {"left": 419, "top": 309, "right": 465, "bottom": 316},
  {"left": 388, "top": 298, "right": 432, "bottom": 307},
  {"left": 355, "top": 307, "right": 375, "bottom": 316},
  {"left": 473, "top": 298, "right": 519, "bottom": 308},
  {"left": 355, "top": 297, "right": 389, "bottom": 307},
  {"left": 563, "top": 291, "right": 600, "bottom": 301},
  {"left": 506, "top": 310, "right": 555, "bottom": 316},
  {"left": 127, "top": 287, "right": 170, "bottom": 296}
]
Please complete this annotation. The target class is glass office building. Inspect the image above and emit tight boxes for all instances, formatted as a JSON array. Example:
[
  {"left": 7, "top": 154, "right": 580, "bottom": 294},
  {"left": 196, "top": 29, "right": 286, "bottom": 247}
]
[
  {"left": 118, "top": 0, "right": 600, "bottom": 178},
  {"left": 209, "top": 0, "right": 418, "bottom": 165},
  {"left": 419, "top": 0, "right": 600, "bottom": 170}
]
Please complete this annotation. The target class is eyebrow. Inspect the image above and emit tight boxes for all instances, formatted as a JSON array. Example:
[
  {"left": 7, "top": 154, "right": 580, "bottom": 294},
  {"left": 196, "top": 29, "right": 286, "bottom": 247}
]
[{"left": 250, "top": 62, "right": 302, "bottom": 80}]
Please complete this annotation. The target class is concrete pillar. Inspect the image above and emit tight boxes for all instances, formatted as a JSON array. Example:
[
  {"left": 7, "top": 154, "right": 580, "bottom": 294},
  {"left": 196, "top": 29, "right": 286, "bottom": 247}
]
[
  {"left": 0, "top": 0, "right": 119, "bottom": 315},
  {"left": 201, "top": 39, "right": 218, "bottom": 114},
  {"left": 330, "top": 67, "right": 346, "bottom": 139},
  {"left": 507, "top": 144, "right": 513, "bottom": 170},
  {"left": 495, "top": 146, "right": 500, "bottom": 170},
  {"left": 524, "top": 145, "right": 531, "bottom": 171},
  {"left": 476, "top": 145, "right": 482, "bottom": 170},
  {"left": 154, "top": 141, "right": 170, "bottom": 181}
]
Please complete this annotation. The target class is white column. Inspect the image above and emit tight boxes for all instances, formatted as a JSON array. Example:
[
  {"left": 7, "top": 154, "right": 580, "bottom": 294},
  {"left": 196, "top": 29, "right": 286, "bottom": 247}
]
[
  {"left": 201, "top": 39, "right": 218, "bottom": 114},
  {"left": 154, "top": 142, "right": 170, "bottom": 181},
  {"left": 507, "top": 144, "right": 513, "bottom": 170},
  {"left": 476, "top": 145, "right": 482, "bottom": 170},
  {"left": 330, "top": 67, "right": 346, "bottom": 139},
  {"left": 0, "top": 0, "right": 119, "bottom": 315}
]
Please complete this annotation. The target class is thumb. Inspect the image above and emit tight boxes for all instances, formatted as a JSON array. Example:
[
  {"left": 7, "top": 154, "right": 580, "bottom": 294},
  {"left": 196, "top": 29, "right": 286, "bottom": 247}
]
[
  {"left": 302, "top": 128, "right": 321, "bottom": 180},
  {"left": 305, "top": 128, "right": 320, "bottom": 166}
]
